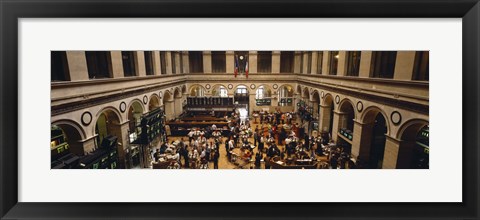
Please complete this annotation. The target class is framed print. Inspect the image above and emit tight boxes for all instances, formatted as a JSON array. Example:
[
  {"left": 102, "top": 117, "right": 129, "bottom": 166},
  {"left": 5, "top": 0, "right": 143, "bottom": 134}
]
[{"left": 1, "top": 0, "right": 480, "bottom": 219}]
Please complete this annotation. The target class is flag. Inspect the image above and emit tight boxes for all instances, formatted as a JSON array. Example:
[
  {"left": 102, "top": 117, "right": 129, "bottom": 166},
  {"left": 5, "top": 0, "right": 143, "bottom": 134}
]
[
  {"left": 245, "top": 61, "right": 249, "bottom": 78},
  {"left": 234, "top": 55, "right": 238, "bottom": 78}
]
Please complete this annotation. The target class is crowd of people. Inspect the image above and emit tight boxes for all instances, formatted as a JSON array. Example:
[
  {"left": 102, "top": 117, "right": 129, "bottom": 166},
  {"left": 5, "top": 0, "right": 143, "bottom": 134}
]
[{"left": 150, "top": 107, "right": 357, "bottom": 169}]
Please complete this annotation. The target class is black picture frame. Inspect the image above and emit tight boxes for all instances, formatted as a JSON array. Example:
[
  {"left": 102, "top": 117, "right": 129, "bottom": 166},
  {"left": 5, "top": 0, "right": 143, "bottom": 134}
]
[{"left": 1, "top": 0, "right": 479, "bottom": 219}]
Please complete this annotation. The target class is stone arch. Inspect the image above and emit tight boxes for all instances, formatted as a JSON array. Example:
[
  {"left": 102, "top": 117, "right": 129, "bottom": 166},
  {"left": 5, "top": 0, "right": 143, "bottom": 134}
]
[
  {"left": 360, "top": 105, "right": 391, "bottom": 136},
  {"left": 163, "top": 90, "right": 174, "bottom": 120},
  {"left": 235, "top": 84, "right": 250, "bottom": 93},
  {"left": 323, "top": 93, "right": 334, "bottom": 107},
  {"left": 149, "top": 93, "right": 161, "bottom": 111},
  {"left": 94, "top": 107, "right": 125, "bottom": 167},
  {"left": 94, "top": 107, "right": 122, "bottom": 143},
  {"left": 395, "top": 118, "right": 429, "bottom": 169},
  {"left": 319, "top": 93, "right": 335, "bottom": 135},
  {"left": 95, "top": 106, "right": 123, "bottom": 123},
  {"left": 51, "top": 120, "right": 86, "bottom": 156},
  {"left": 396, "top": 118, "right": 429, "bottom": 140},
  {"left": 355, "top": 105, "right": 391, "bottom": 169},
  {"left": 255, "top": 84, "right": 272, "bottom": 99},
  {"left": 127, "top": 99, "right": 145, "bottom": 115},
  {"left": 338, "top": 98, "right": 357, "bottom": 119},
  {"left": 174, "top": 87, "right": 182, "bottom": 98},
  {"left": 302, "top": 87, "right": 310, "bottom": 99},
  {"left": 296, "top": 85, "right": 302, "bottom": 94},
  {"left": 211, "top": 84, "right": 228, "bottom": 97},
  {"left": 336, "top": 98, "right": 356, "bottom": 136},
  {"left": 311, "top": 90, "right": 321, "bottom": 119},
  {"left": 278, "top": 84, "right": 294, "bottom": 97},
  {"left": 52, "top": 119, "right": 87, "bottom": 140},
  {"left": 188, "top": 84, "right": 206, "bottom": 97}
]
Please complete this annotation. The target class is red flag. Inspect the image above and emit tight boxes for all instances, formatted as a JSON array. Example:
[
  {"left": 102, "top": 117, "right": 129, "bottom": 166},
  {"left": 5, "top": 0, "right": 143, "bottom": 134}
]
[
  {"left": 234, "top": 55, "right": 238, "bottom": 78},
  {"left": 245, "top": 61, "right": 249, "bottom": 78}
]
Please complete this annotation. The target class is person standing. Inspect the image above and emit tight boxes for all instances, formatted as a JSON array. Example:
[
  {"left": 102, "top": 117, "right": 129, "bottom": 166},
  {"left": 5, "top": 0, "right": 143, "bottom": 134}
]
[
  {"left": 213, "top": 150, "right": 220, "bottom": 169},
  {"left": 254, "top": 152, "right": 262, "bottom": 169}
]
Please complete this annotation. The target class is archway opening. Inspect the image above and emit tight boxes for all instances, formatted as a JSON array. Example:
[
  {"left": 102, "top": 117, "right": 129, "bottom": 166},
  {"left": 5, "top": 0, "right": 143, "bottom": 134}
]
[
  {"left": 163, "top": 91, "right": 174, "bottom": 121},
  {"left": 278, "top": 85, "right": 293, "bottom": 107},
  {"left": 211, "top": 85, "right": 228, "bottom": 97},
  {"left": 94, "top": 109, "right": 122, "bottom": 168},
  {"left": 51, "top": 124, "right": 83, "bottom": 168},
  {"left": 189, "top": 85, "right": 205, "bottom": 97},
  {"left": 255, "top": 85, "right": 272, "bottom": 106},
  {"left": 397, "top": 121, "right": 429, "bottom": 169},
  {"left": 368, "top": 113, "right": 387, "bottom": 169},
  {"left": 174, "top": 88, "right": 183, "bottom": 118},
  {"left": 128, "top": 101, "right": 144, "bottom": 132},
  {"left": 234, "top": 85, "right": 249, "bottom": 120},
  {"left": 148, "top": 95, "right": 160, "bottom": 111}
]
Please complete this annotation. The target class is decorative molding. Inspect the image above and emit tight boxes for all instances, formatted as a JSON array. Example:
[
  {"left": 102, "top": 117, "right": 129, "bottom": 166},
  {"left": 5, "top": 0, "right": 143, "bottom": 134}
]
[
  {"left": 391, "top": 111, "right": 402, "bottom": 125},
  {"left": 205, "top": 84, "right": 211, "bottom": 89},
  {"left": 299, "top": 80, "right": 428, "bottom": 115},
  {"left": 228, "top": 84, "right": 233, "bottom": 89},
  {"left": 119, "top": 102, "right": 127, "bottom": 113},
  {"left": 356, "top": 101, "right": 363, "bottom": 112},
  {"left": 250, "top": 84, "right": 256, "bottom": 89},
  {"left": 81, "top": 112, "right": 92, "bottom": 126},
  {"left": 273, "top": 84, "right": 278, "bottom": 89},
  {"left": 335, "top": 95, "right": 340, "bottom": 104},
  {"left": 143, "top": 95, "right": 148, "bottom": 104}
]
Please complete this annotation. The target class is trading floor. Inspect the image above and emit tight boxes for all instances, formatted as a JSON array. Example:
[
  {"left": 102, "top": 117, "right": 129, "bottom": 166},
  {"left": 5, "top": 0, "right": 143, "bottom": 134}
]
[{"left": 50, "top": 50, "right": 429, "bottom": 169}]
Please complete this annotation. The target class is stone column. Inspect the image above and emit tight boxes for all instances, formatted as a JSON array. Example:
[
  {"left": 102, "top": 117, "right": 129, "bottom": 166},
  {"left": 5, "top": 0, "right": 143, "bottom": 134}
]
[
  {"left": 393, "top": 138, "right": 416, "bottom": 169},
  {"left": 153, "top": 51, "right": 162, "bottom": 75},
  {"left": 174, "top": 52, "right": 181, "bottom": 74},
  {"left": 382, "top": 135, "right": 403, "bottom": 169},
  {"left": 66, "top": 51, "right": 89, "bottom": 81},
  {"left": 318, "top": 104, "right": 332, "bottom": 133},
  {"left": 174, "top": 96, "right": 183, "bottom": 118},
  {"left": 351, "top": 120, "right": 374, "bottom": 160},
  {"left": 165, "top": 52, "right": 173, "bottom": 74},
  {"left": 164, "top": 100, "right": 175, "bottom": 120},
  {"left": 135, "top": 51, "right": 147, "bottom": 77},
  {"left": 110, "top": 51, "right": 124, "bottom": 78},
  {"left": 226, "top": 51, "right": 235, "bottom": 74},
  {"left": 331, "top": 111, "right": 345, "bottom": 142},
  {"left": 337, "top": 51, "right": 348, "bottom": 76},
  {"left": 311, "top": 52, "right": 319, "bottom": 74},
  {"left": 293, "top": 93, "right": 300, "bottom": 112},
  {"left": 182, "top": 51, "right": 190, "bottom": 74},
  {"left": 322, "top": 51, "right": 330, "bottom": 75},
  {"left": 394, "top": 51, "right": 416, "bottom": 80},
  {"left": 203, "top": 51, "right": 212, "bottom": 73},
  {"left": 272, "top": 51, "right": 281, "bottom": 74},
  {"left": 302, "top": 52, "right": 309, "bottom": 74},
  {"left": 107, "top": 121, "right": 130, "bottom": 169},
  {"left": 248, "top": 51, "right": 258, "bottom": 74},
  {"left": 249, "top": 93, "right": 257, "bottom": 115},
  {"left": 79, "top": 136, "right": 96, "bottom": 155},
  {"left": 359, "top": 51, "right": 373, "bottom": 78},
  {"left": 294, "top": 52, "right": 302, "bottom": 73}
]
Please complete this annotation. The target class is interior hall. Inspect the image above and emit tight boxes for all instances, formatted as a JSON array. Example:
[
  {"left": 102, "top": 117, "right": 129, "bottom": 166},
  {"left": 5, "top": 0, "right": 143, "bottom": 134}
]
[{"left": 50, "top": 51, "right": 429, "bottom": 169}]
